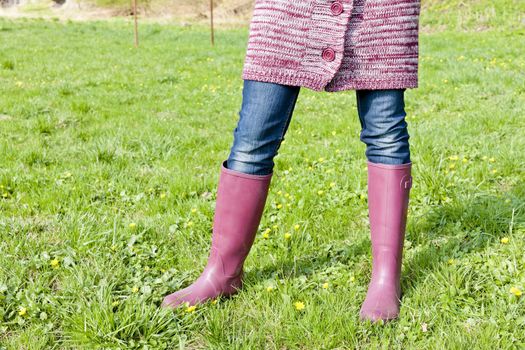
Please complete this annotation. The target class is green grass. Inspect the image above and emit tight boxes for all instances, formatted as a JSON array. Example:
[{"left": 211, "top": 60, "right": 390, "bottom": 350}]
[
  {"left": 0, "top": 14, "right": 524, "bottom": 349},
  {"left": 422, "top": 0, "right": 525, "bottom": 31}
]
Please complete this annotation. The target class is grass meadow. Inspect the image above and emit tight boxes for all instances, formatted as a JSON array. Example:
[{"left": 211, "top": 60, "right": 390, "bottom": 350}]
[{"left": 1, "top": 5, "right": 525, "bottom": 349}]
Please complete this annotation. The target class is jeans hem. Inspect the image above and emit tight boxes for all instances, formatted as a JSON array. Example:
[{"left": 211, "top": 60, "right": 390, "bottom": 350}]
[{"left": 222, "top": 160, "right": 273, "bottom": 180}]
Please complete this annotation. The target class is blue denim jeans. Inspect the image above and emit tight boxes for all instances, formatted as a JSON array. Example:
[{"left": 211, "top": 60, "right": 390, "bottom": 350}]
[{"left": 226, "top": 79, "right": 411, "bottom": 175}]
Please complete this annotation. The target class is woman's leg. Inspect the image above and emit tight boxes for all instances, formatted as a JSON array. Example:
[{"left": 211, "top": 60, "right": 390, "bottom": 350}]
[
  {"left": 162, "top": 80, "right": 300, "bottom": 308},
  {"left": 227, "top": 79, "right": 301, "bottom": 175},
  {"left": 356, "top": 89, "right": 411, "bottom": 165},
  {"left": 355, "top": 89, "right": 414, "bottom": 322}
]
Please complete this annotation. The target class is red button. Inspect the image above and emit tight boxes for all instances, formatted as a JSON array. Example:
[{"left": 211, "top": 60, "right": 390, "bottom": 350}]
[
  {"left": 330, "top": 1, "right": 343, "bottom": 16},
  {"left": 322, "top": 47, "right": 335, "bottom": 62}
]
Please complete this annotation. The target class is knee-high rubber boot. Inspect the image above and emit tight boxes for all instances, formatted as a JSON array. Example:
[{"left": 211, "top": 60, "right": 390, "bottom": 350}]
[
  {"left": 162, "top": 160, "right": 272, "bottom": 308},
  {"left": 359, "top": 160, "right": 413, "bottom": 322}
]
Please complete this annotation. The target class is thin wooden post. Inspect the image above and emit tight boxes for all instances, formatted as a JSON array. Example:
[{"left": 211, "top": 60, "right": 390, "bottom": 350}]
[
  {"left": 210, "top": 0, "right": 214, "bottom": 46},
  {"left": 132, "top": 0, "right": 139, "bottom": 47}
]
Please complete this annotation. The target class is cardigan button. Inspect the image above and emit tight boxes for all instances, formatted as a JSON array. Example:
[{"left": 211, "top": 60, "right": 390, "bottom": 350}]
[
  {"left": 321, "top": 47, "right": 336, "bottom": 62},
  {"left": 330, "top": 1, "right": 343, "bottom": 16}
]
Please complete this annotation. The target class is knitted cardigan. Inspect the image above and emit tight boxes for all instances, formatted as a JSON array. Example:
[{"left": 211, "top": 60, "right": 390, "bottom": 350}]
[{"left": 241, "top": 0, "right": 421, "bottom": 92}]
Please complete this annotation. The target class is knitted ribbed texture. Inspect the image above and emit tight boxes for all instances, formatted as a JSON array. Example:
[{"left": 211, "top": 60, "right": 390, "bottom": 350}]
[{"left": 241, "top": 0, "right": 421, "bottom": 92}]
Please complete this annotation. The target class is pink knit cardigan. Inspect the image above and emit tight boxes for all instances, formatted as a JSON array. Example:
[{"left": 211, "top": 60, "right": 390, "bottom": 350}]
[{"left": 241, "top": 0, "right": 421, "bottom": 92}]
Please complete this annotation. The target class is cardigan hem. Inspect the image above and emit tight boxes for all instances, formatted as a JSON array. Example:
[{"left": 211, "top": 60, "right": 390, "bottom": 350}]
[
  {"left": 242, "top": 69, "right": 418, "bottom": 92},
  {"left": 325, "top": 77, "right": 419, "bottom": 92},
  {"left": 242, "top": 69, "right": 327, "bottom": 92}
]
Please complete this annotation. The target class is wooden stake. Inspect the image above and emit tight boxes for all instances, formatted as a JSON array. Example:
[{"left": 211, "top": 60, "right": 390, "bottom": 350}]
[
  {"left": 210, "top": 0, "right": 214, "bottom": 46},
  {"left": 132, "top": 0, "right": 139, "bottom": 47}
]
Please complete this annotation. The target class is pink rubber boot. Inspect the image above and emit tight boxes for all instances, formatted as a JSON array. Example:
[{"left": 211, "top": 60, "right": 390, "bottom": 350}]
[
  {"left": 162, "top": 160, "right": 272, "bottom": 308},
  {"left": 359, "top": 160, "right": 413, "bottom": 322}
]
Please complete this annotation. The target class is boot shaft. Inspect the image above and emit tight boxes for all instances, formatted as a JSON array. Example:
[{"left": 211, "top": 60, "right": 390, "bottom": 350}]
[
  {"left": 367, "top": 161, "right": 412, "bottom": 283},
  {"left": 208, "top": 160, "right": 273, "bottom": 277}
]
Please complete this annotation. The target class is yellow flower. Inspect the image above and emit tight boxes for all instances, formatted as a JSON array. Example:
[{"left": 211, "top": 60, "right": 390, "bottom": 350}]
[
  {"left": 349, "top": 276, "right": 355, "bottom": 282},
  {"left": 50, "top": 258, "right": 60, "bottom": 269},
  {"left": 112, "top": 301, "right": 119, "bottom": 307},
  {"left": 294, "top": 301, "right": 305, "bottom": 311},
  {"left": 449, "top": 155, "right": 459, "bottom": 161},
  {"left": 317, "top": 190, "right": 324, "bottom": 195},
  {"left": 263, "top": 232, "right": 270, "bottom": 239},
  {"left": 129, "top": 223, "right": 137, "bottom": 230},
  {"left": 294, "top": 224, "right": 300, "bottom": 231},
  {"left": 500, "top": 237, "right": 509, "bottom": 244},
  {"left": 489, "top": 157, "right": 495, "bottom": 162},
  {"left": 322, "top": 282, "right": 329, "bottom": 289},
  {"left": 266, "top": 286, "right": 274, "bottom": 292},
  {"left": 449, "top": 163, "right": 455, "bottom": 169},
  {"left": 18, "top": 307, "right": 27, "bottom": 316},
  {"left": 329, "top": 182, "right": 336, "bottom": 188},
  {"left": 277, "top": 190, "right": 282, "bottom": 195},
  {"left": 284, "top": 192, "right": 290, "bottom": 198},
  {"left": 132, "top": 286, "right": 139, "bottom": 293},
  {"left": 212, "top": 299, "right": 218, "bottom": 304},
  {"left": 492, "top": 169, "right": 498, "bottom": 174},
  {"left": 160, "top": 193, "right": 166, "bottom": 199},
  {"left": 277, "top": 203, "right": 283, "bottom": 209},
  {"left": 186, "top": 305, "right": 196, "bottom": 313},
  {"left": 510, "top": 287, "right": 522, "bottom": 297},
  {"left": 284, "top": 232, "right": 292, "bottom": 240},
  {"left": 462, "top": 158, "right": 468, "bottom": 163},
  {"left": 360, "top": 194, "right": 366, "bottom": 200},
  {"left": 318, "top": 157, "right": 324, "bottom": 162},
  {"left": 448, "top": 258, "right": 455, "bottom": 264},
  {"left": 272, "top": 224, "right": 279, "bottom": 229}
]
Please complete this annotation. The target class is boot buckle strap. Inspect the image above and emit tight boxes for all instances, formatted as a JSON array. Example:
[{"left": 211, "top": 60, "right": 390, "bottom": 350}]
[{"left": 400, "top": 175, "right": 412, "bottom": 190}]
